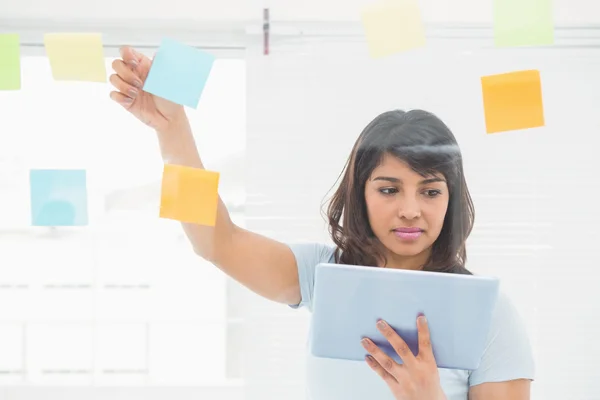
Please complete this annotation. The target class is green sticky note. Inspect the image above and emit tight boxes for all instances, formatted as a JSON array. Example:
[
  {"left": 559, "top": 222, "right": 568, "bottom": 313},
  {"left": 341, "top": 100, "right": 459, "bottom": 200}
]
[
  {"left": 0, "top": 34, "right": 21, "bottom": 90},
  {"left": 494, "top": 0, "right": 554, "bottom": 47}
]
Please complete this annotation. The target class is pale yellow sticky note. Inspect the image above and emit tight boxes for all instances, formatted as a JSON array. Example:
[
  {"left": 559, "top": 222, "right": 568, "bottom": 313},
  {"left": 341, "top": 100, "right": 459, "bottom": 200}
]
[
  {"left": 44, "top": 33, "right": 107, "bottom": 82},
  {"left": 361, "top": 0, "right": 426, "bottom": 59},
  {"left": 159, "top": 164, "right": 220, "bottom": 226},
  {"left": 481, "top": 70, "right": 545, "bottom": 134}
]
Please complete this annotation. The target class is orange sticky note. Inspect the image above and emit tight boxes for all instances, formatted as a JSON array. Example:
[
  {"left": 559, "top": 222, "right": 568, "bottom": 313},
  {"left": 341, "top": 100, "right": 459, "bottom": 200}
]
[
  {"left": 159, "top": 164, "right": 220, "bottom": 226},
  {"left": 481, "top": 70, "right": 545, "bottom": 134}
]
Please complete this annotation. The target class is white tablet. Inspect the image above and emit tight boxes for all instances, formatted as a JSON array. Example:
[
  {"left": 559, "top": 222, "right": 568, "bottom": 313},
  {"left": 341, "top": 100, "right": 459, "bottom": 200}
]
[{"left": 310, "top": 263, "right": 500, "bottom": 370}]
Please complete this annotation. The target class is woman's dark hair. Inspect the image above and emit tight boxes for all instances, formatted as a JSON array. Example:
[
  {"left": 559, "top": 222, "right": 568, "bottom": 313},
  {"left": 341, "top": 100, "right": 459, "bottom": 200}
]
[{"left": 324, "top": 109, "right": 474, "bottom": 275}]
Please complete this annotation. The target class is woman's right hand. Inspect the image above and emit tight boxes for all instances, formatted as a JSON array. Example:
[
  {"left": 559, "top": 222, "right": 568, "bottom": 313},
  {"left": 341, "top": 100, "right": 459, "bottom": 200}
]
[{"left": 109, "top": 46, "right": 184, "bottom": 131}]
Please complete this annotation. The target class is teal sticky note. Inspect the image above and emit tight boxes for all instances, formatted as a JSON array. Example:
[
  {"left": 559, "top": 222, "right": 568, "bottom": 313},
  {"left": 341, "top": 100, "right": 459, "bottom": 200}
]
[
  {"left": 494, "top": 0, "right": 554, "bottom": 47},
  {"left": 0, "top": 34, "right": 21, "bottom": 90},
  {"left": 143, "top": 37, "right": 215, "bottom": 109},
  {"left": 29, "top": 169, "right": 88, "bottom": 227}
]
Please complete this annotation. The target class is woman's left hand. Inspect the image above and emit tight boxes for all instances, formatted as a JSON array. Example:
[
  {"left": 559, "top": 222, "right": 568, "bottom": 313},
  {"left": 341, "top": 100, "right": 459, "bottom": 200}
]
[{"left": 361, "top": 315, "right": 447, "bottom": 400}]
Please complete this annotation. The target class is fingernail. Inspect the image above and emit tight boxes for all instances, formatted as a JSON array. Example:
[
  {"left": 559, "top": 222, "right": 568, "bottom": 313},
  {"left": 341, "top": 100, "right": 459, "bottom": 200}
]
[
  {"left": 133, "top": 79, "right": 143, "bottom": 88},
  {"left": 129, "top": 60, "right": 138, "bottom": 68},
  {"left": 128, "top": 88, "right": 138, "bottom": 98},
  {"left": 376, "top": 320, "right": 387, "bottom": 329},
  {"left": 361, "top": 338, "right": 371, "bottom": 346},
  {"left": 122, "top": 97, "right": 133, "bottom": 104},
  {"left": 419, "top": 316, "right": 427, "bottom": 325}
]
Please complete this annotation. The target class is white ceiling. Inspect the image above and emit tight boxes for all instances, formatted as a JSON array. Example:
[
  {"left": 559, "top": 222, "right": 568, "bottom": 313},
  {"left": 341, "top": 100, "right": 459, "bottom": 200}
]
[{"left": 1, "top": 0, "right": 599, "bottom": 25}]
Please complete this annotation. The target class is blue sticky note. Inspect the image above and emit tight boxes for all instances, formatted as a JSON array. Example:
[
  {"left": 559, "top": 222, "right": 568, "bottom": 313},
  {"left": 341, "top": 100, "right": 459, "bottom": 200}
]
[
  {"left": 29, "top": 169, "right": 88, "bottom": 227},
  {"left": 143, "top": 38, "right": 216, "bottom": 109}
]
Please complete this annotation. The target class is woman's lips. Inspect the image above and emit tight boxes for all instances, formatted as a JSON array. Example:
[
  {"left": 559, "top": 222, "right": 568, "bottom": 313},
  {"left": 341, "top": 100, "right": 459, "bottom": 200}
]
[{"left": 393, "top": 228, "right": 423, "bottom": 241}]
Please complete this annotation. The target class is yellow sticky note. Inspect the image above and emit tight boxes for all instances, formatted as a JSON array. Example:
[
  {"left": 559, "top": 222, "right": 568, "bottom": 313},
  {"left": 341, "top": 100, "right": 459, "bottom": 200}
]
[
  {"left": 361, "top": 0, "right": 426, "bottom": 59},
  {"left": 159, "top": 164, "right": 220, "bottom": 226},
  {"left": 44, "top": 33, "right": 107, "bottom": 82},
  {"left": 0, "top": 34, "right": 21, "bottom": 90},
  {"left": 481, "top": 70, "right": 545, "bottom": 134}
]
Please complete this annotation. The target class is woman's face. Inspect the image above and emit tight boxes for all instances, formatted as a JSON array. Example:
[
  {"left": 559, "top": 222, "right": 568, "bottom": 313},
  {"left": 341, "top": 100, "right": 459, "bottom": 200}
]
[{"left": 364, "top": 154, "right": 450, "bottom": 269}]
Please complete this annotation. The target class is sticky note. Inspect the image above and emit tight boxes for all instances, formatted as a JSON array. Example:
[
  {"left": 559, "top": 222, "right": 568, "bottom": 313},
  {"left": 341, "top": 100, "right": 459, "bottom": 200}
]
[
  {"left": 29, "top": 169, "right": 89, "bottom": 226},
  {"left": 44, "top": 33, "right": 107, "bottom": 82},
  {"left": 494, "top": 0, "right": 554, "bottom": 47},
  {"left": 481, "top": 70, "right": 545, "bottom": 134},
  {"left": 360, "top": 0, "right": 426, "bottom": 59},
  {"left": 0, "top": 34, "right": 21, "bottom": 90},
  {"left": 143, "top": 38, "right": 215, "bottom": 109},
  {"left": 159, "top": 164, "right": 220, "bottom": 226}
]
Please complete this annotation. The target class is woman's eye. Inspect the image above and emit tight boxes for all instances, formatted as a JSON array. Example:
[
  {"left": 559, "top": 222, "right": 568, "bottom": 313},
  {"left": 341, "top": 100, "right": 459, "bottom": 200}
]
[
  {"left": 378, "top": 188, "right": 442, "bottom": 197},
  {"left": 424, "top": 189, "right": 442, "bottom": 197},
  {"left": 379, "top": 188, "right": 398, "bottom": 195}
]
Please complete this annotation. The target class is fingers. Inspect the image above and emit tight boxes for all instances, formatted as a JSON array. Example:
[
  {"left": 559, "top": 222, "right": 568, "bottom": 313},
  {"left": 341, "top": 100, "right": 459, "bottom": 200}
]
[
  {"left": 361, "top": 337, "right": 402, "bottom": 378},
  {"left": 119, "top": 46, "right": 152, "bottom": 81},
  {"left": 111, "top": 59, "right": 144, "bottom": 89},
  {"left": 376, "top": 320, "right": 416, "bottom": 368},
  {"left": 119, "top": 46, "right": 141, "bottom": 69},
  {"left": 365, "top": 355, "right": 398, "bottom": 387},
  {"left": 109, "top": 91, "right": 134, "bottom": 108},
  {"left": 109, "top": 73, "right": 140, "bottom": 101},
  {"left": 109, "top": 58, "right": 140, "bottom": 109},
  {"left": 416, "top": 315, "right": 434, "bottom": 361}
]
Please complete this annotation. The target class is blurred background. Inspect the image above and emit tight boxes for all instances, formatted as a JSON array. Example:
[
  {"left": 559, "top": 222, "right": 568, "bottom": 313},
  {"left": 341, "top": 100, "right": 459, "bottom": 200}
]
[{"left": 0, "top": 0, "right": 599, "bottom": 399}]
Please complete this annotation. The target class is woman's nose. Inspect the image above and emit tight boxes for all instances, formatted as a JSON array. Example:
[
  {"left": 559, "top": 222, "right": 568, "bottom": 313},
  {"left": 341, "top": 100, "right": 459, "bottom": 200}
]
[{"left": 397, "top": 196, "right": 421, "bottom": 219}]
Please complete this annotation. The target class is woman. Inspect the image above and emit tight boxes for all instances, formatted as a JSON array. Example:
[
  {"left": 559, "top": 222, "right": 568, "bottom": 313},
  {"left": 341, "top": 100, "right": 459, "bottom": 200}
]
[{"left": 109, "top": 46, "right": 535, "bottom": 400}]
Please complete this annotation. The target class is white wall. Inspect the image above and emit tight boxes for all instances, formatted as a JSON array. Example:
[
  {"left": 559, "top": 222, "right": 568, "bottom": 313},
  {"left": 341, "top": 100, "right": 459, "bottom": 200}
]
[{"left": 1, "top": 0, "right": 600, "bottom": 24}]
